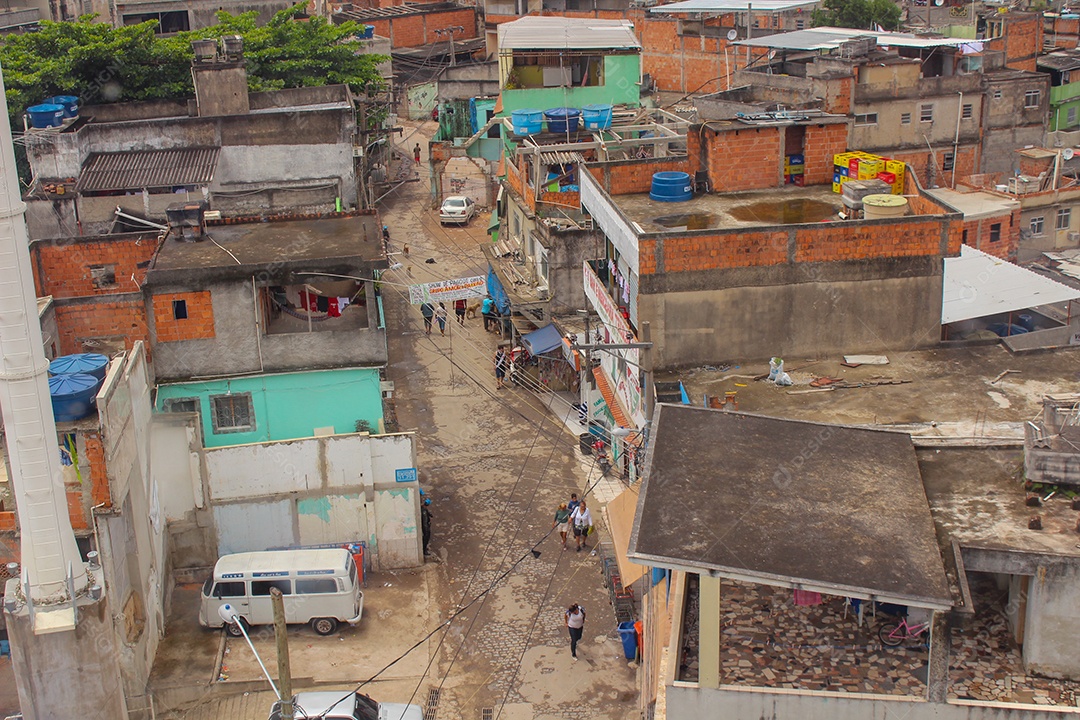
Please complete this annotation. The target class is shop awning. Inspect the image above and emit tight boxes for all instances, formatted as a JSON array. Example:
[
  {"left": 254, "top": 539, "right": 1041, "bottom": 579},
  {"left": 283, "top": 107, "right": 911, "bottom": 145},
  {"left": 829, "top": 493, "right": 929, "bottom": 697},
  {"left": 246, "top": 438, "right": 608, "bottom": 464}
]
[
  {"left": 606, "top": 487, "right": 646, "bottom": 587},
  {"left": 942, "top": 245, "right": 1080, "bottom": 324},
  {"left": 522, "top": 323, "right": 564, "bottom": 356},
  {"left": 593, "top": 367, "right": 632, "bottom": 428}
]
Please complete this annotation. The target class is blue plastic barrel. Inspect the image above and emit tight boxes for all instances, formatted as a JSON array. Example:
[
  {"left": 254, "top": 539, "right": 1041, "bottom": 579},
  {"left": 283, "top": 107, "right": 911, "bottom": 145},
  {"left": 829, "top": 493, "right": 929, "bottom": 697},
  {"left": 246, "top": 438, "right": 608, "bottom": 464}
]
[
  {"left": 649, "top": 171, "right": 692, "bottom": 202},
  {"left": 27, "top": 104, "right": 65, "bottom": 129},
  {"left": 511, "top": 109, "right": 543, "bottom": 136},
  {"left": 49, "top": 373, "right": 101, "bottom": 422},
  {"left": 1018, "top": 314, "right": 1035, "bottom": 332},
  {"left": 46, "top": 95, "right": 79, "bottom": 118},
  {"left": 582, "top": 103, "right": 613, "bottom": 130},
  {"left": 617, "top": 621, "right": 638, "bottom": 660},
  {"left": 358, "top": 24, "right": 374, "bottom": 39},
  {"left": 49, "top": 353, "right": 110, "bottom": 381},
  {"left": 544, "top": 107, "right": 581, "bottom": 134}
]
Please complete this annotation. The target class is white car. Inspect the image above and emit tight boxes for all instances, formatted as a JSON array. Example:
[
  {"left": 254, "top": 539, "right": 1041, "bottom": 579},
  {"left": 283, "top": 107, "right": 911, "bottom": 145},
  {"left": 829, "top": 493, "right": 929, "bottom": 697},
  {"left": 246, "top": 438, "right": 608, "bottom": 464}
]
[
  {"left": 439, "top": 195, "right": 476, "bottom": 225},
  {"left": 269, "top": 691, "right": 423, "bottom": 720}
]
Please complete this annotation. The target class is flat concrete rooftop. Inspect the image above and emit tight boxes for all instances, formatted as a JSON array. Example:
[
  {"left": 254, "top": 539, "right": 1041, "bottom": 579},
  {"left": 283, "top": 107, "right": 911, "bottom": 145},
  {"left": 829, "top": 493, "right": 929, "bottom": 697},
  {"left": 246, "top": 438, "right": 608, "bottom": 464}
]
[
  {"left": 629, "top": 405, "right": 953, "bottom": 607},
  {"left": 147, "top": 215, "right": 385, "bottom": 285},
  {"left": 616, "top": 184, "right": 846, "bottom": 232}
]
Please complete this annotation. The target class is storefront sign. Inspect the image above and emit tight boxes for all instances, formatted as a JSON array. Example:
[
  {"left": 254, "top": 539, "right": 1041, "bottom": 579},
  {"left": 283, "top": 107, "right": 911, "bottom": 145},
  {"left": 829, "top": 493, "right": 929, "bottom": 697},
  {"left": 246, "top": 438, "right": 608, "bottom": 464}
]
[
  {"left": 409, "top": 276, "right": 486, "bottom": 304},
  {"left": 395, "top": 468, "right": 418, "bottom": 483}
]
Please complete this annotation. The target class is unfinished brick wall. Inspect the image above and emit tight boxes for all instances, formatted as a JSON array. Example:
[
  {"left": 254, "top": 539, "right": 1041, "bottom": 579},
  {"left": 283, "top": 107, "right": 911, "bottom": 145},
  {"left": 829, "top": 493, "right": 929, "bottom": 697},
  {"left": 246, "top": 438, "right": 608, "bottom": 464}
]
[
  {"left": 1045, "top": 16, "right": 1079, "bottom": 49},
  {"left": 52, "top": 297, "right": 149, "bottom": 356},
  {"left": 962, "top": 208, "right": 1020, "bottom": 261},
  {"left": 652, "top": 231, "right": 789, "bottom": 274},
  {"left": 504, "top": 158, "right": 534, "bottom": 213},
  {"left": 367, "top": 7, "right": 477, "bottom": 49},
  {"left": 151, "top": 291, "right": 216, "bottom": 343},
  {"left": 706, "top": 126, "right": 782, "bottom": 192},
  {"left": 31, "top": 235, "right": 159, "bottom": 299},
  {"left": 598, "top": 158, "right": 694, "bottom": 195},
  {"left": 887, "top": 145, "right": 980, "bottom": 189},
  {"left": 803, "top": 123, "right": 849, "bottom": 186}
]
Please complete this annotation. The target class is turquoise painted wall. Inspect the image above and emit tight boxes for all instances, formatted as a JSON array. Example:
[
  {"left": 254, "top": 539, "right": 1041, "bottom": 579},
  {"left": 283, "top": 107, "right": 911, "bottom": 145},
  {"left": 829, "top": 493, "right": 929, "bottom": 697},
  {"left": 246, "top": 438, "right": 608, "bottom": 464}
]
[
  {"left": 155, "top": 368, "right": 383, "bottom": 448},
  {"left": 498, "top": 54, "right": 641, "bottom": 117}
]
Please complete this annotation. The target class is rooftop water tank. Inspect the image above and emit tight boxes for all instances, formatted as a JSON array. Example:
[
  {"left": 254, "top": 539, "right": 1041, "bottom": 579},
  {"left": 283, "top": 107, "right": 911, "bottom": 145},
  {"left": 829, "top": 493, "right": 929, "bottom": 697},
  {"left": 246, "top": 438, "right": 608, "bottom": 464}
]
[
  {"left": 511, "top": 109, "right": 543, "bottom": 136},
  {"left": 544, "top": 107, "right": 581, "bottom": 134},
  {"left": 26, "top": 104, "right": 65, "bottom": 129},
  {"left": 45, "top": 95, "right": 79, "bottom": 118},
  {"left": 582, "top": 104, "right": 613, "bottom": 131},
  {"left": 49, "top": 373, "right": 101, "bottom": 422},
  {"left": 49, "top": 353, "right": 110, "bottom": 382},
  {"left": 650, "top": 171, "right": 692, "bottom": 202},
  {"left": 863, "top": 194, "right": 908, "bottom": 220}
]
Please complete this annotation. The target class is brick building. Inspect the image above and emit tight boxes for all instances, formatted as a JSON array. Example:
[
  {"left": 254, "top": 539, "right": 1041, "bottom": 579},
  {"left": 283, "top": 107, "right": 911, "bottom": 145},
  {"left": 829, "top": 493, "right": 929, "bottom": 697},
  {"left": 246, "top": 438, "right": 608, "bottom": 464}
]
[{"left": 332, "top": 2, "right": 478, "bottom": 49}]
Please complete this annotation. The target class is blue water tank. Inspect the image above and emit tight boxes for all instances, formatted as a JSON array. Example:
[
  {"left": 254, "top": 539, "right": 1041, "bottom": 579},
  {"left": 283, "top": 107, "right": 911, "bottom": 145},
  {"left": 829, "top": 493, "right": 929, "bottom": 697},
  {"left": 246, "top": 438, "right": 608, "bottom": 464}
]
[
  {"left": 617, "top": 621, "right": 638, "bottom": 660},
  {"left": 46, "top": 95, "right": 79, "bottom": 118},
  {"left": 49, "top": 373, "right": 101, "bottom": 422},
  {"left": 582, "top": 103, "right": 613, "bottom": 130},
  {"left": 511, "top": 109, "right": 543, "bottom": 136},
  {"left": 27, "top": 104, "right": 65, "bottom": 129},
  {"left": 650, "top": 171, "right": 692, "bottom": 202},
  {"left": 544, "top": 107, "right": 581, "bottom": 134},
  {"left": 49, "top": 353, "right": 110, "bottom": 381},
  {"left": 358, "top": 24, "right": 374, "bottom": 39}
]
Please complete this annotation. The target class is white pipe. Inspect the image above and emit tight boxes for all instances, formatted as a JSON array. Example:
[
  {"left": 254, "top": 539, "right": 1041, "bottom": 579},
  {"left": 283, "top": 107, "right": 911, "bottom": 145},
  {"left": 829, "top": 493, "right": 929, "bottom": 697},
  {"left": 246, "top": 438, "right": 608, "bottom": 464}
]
[
  {"left": 252, "top": 277, "right": 264, "bottom": 373},
  {"left": 0, "top": 65, "right": 87, "bottom": 603},
  {"left": 952, "top": 91, "right": 962, "bottom": 188},
  {"left": 114, "top": 207, "right": 168, "bottom": 231}
]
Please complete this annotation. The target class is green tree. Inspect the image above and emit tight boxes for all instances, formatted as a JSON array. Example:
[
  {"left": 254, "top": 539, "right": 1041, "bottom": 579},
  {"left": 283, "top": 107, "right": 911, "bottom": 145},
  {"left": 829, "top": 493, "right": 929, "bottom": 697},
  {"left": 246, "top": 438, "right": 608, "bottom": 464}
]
[
  {"left": 0, "top": 4, "right": 386, "bottom": 120},
  {"left": 811, "top": 0, "right": 901, "bottom": 31}
]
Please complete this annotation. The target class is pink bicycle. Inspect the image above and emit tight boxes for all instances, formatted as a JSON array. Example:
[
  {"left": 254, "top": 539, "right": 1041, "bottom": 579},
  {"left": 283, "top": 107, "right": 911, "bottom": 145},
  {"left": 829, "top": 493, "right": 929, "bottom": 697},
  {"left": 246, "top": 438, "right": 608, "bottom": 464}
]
[{"left": 878, "top": 617, "right": 930, "bottom": 647}]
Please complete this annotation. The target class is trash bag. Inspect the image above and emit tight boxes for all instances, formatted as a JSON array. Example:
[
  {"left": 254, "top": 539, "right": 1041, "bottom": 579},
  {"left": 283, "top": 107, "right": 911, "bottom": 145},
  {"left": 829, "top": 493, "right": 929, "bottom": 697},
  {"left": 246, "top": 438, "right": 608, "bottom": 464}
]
[
  {"left": 768, "top": 357, "right": 784, "bottom": 381},
  {"left": 776, "top": 372, "right": 793, "bottom": 387}
]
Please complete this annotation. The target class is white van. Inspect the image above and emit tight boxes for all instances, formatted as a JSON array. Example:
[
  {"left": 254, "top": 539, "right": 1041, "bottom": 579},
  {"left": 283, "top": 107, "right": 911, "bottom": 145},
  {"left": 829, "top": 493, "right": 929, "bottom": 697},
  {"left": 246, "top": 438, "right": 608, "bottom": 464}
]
[{"left": 199, "top": 549, "right": 363, "bottom": 636}]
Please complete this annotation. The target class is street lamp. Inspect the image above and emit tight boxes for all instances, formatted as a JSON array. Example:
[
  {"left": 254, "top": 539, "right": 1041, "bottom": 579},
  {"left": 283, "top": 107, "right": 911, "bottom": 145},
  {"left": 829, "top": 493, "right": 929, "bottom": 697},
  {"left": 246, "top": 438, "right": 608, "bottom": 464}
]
[{"left": 218, "top": 604, "right": 280, "bottom": 700}]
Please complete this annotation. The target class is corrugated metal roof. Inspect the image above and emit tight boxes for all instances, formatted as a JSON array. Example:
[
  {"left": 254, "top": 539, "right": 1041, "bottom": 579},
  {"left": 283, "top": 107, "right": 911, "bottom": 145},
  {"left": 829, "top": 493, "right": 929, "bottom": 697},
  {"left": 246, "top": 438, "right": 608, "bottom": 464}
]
[
  {"left": 942, "top": 245, "right": 1080, "bottom": 324},
  {"left": 651, "top": 0, "right": 818, "bottom": 13},
  {"left": 538, "top": 151, "right": 585, "bottom": 165},
  {"left": 77, "top": 147, "right": 220, "bottom": 193},
  {"left": 734, "top": 26, "right": 969, "bottom": 50},
  {"left": 498, "top": 17, "right": 640, "bottom": 51},
  {"left": 1038, "top": 52, "right": 1080, "bottom": 72}
]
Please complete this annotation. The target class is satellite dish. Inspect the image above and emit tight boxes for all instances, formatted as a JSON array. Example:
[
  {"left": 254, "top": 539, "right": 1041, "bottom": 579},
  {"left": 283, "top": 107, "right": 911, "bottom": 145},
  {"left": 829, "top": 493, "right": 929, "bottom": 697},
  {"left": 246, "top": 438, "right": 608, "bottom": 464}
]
[
  {"left": 727, "top": 29, "right": 739, "bottom": 40},
  {"left": 1065, "top": 148, "right": 1075, "bottom": 160},
  {"left": 934, "top": 0, "right": 944, "bottom": 6}
]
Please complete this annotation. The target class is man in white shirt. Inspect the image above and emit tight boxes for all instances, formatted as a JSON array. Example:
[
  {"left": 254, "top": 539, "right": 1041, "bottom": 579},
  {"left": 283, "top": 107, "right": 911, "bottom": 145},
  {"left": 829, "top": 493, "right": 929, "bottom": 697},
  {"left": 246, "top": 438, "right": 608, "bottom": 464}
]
[
  {"left": 565, "top": 603, "right": 586, "bottom": 659},
  {"left": 570, "top": 500, "right": 592, "bottom": 552}
]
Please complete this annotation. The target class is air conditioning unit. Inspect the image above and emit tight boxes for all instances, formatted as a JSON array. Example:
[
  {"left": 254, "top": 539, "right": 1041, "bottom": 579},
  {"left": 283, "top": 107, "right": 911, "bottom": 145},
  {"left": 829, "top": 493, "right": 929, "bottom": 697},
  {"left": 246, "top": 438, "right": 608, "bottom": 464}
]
[
  {"left": 537, "top": 285, "right": 550, "bottom": 300},
  {"left": 1068, "top": 231, "right": 1080, "bottom": 243}
]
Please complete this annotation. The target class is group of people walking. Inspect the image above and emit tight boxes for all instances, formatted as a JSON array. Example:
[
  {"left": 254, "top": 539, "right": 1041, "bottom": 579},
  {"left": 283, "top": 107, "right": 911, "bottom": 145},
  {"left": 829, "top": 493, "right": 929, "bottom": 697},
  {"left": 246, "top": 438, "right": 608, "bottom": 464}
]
[{"left": 555, "top": 491, "right": 593, "bottom": 659}]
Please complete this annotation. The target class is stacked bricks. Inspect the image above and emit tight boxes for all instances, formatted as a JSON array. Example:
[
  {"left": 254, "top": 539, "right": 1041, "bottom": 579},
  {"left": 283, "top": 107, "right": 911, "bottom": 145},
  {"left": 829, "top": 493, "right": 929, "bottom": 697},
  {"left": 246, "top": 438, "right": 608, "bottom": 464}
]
[
  {"left": 52, "top": 298, "right": 149, "bottom": 357},
  {"left": 31, "top": 235, "right": 159, "bottom": 299},
  {"left": 151, "top": 291, "right": 215, "bottom": 343}
]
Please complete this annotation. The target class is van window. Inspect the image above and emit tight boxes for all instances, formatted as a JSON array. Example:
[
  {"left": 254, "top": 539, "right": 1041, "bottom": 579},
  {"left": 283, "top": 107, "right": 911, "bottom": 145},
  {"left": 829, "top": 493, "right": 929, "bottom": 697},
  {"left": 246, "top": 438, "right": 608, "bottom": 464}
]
[
  {"left": 251, "top": 579, "right": 292, "bottom": 596},
  {"left": 296, "top": 578, "right": 338, "bottom": 594},
  {"left": 202, "top": 577, "right": 213, "bottom": 595},
  {"left": 213, "top": 581, "right": 246, "bottom": 598}
]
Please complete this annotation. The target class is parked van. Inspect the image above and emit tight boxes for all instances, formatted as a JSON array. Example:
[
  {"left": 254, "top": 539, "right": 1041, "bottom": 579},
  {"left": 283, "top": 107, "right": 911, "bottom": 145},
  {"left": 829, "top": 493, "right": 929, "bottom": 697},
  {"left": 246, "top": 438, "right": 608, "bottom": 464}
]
[{"left": 199, "top": 549, "right": 363, "bottom": 636}]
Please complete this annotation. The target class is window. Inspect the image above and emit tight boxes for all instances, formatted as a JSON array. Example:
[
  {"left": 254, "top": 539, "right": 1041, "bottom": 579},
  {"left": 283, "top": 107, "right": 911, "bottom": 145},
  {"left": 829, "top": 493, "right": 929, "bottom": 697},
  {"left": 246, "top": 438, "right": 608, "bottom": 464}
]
[
  {"left": 942, "top": 153, "right": 955, "bottom": 171},
  {"left": 1031, "top": 216, "right": 1045, "bottom": 235},
  {"left": 795, "top": 18, "right": 805, "bottom": 29},
  {"left": 89, "top": 264, "right": 117, "bottom": 289},
  {"left": 1070, "top": 106, "right": 1078, "bottom": 127},
  {"left": 211, "top": 392, "right": 254, "bottom": 433},
  {"left": 212, "top": 581, "right": 245, "bottom": 598},
  {"left": 1025, "top": 90, "right": 1041, "bottom": 108},
  {"left": 920, "top": 104, "right": 933, "bottom": 123},
  {"left": 251, "top": 579, "right": 291, "bottom": 596},
  {"left": 900, "top": 112, "right": 912, "bottom": 125},
  {"left": 1058, "top": 207, "right": 1072, "bottom": 230},
  {"left": 993, "top": 89, "right": 1003, "bottom": 100},
  {"left": 296, "top": 578, "right": 339, "bottom": 594},
  {"left": 989, "top": 223, "right": 1001, "bottom": 243},
  {"left": 962, "top": 104, "right": 973, "bottom": 120},
  {"left": 172, "top": 299, "right": 188, "bottom": 320},
  {"left": 854, "top": 113, "right": 878, "bottom": 126},
  {"left": 164, "top": 397, "right": 198, "bottom": 413}
]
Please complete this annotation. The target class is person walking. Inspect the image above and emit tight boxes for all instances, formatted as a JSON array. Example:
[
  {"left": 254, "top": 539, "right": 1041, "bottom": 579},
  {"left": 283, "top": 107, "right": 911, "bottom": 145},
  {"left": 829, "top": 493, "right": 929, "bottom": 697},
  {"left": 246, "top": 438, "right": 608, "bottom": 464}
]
[
  {"left": 570, "top": 499, "right": 592, "bottom": 552},
  {"left": 481, "top": 296, "right": 495, "bottom": 332},
  {"left": 435, "top": 302, "right": 448, "bottom": 336},
  {"left": 420, "top": 302, "right": 435, "bottom": 335},
  {"left": 413, "top": 143, "right": 422, "bottom": 164},
  {"left": 494, "top": 346, "right": 510, "bottom": 389},
  {"left": 567, "top": 493, "right": 580, "bottom": 514},
  {"left": 553, "top": 502, "right": 571, "bottom": 549},
  {"left": 566, "top": 603, "right": 586, "bottom": 660},
  {"left": 453, "top": 298, "right": 467, "bottom": 325}
]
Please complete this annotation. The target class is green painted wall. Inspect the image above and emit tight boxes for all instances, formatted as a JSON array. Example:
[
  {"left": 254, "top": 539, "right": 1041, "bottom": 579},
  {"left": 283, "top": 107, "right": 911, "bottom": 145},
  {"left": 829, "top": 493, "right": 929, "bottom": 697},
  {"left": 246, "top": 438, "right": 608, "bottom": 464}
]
[
  {"left": 1050, "top": 81, "right": 1080, "bottom": 131},
  {"left": 498, "top": 54, "right": 641, "bottom": 117},
  {"left": 155, "top": 368, "right": 383, "bottom": 448}
]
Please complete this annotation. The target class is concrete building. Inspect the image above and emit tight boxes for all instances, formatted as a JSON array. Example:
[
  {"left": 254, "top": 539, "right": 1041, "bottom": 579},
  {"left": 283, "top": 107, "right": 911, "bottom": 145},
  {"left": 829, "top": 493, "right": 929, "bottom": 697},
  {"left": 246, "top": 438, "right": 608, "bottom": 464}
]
[
  {"left": 627, "top": 404, "right": 1080, "bottom": 718},
  {"left": 924, "top": 186, "right": 1022, "bottom": 261},
  {"left": 332, "top": 1, "right": 478, "bottom": 50},
  {"left": 23, "top": 44, "right": 364, "bottom": 239},
  {"left": 1037, "top": 50, "right": 1080, "bottom": 133}
]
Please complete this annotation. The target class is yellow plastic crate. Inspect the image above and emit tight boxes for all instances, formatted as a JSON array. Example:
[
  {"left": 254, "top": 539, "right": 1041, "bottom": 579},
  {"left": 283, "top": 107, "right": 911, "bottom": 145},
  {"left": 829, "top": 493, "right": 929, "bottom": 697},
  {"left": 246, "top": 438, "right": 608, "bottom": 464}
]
[{"left": 832, "top": 181, "right": 842, "bottom": 193}]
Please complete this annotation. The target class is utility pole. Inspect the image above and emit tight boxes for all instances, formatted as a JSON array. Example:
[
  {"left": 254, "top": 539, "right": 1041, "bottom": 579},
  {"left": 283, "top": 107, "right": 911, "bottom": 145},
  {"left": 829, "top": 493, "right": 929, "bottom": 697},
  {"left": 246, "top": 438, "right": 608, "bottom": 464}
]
[
  {"left": 642, "top": 321, "right": 655, "bottom": 429},
  {"left": 271, "top": 588, "right": 293, "bottom": 720}
]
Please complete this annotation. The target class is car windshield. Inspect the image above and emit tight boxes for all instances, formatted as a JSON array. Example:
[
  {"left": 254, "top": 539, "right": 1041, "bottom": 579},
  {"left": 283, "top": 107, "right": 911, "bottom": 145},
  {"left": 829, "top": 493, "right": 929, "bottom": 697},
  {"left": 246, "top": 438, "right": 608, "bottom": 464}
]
[
  {"left": 446, "top": 199, "right": 465, "bottom": 207},
  {"left": 354, "top": 694, "right": 379, "bottom": 720}
]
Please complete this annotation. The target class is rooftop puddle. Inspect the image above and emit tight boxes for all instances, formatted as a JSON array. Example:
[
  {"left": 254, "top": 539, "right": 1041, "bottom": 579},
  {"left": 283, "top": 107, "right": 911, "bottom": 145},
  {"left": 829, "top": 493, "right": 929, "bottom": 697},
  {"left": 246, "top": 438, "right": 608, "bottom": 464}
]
[
  {"left": 651, "top": 213, "right": 720, "bottom": 230},
  {"left": 728, "top": 199, "right": 838, "bottom": 224}
]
